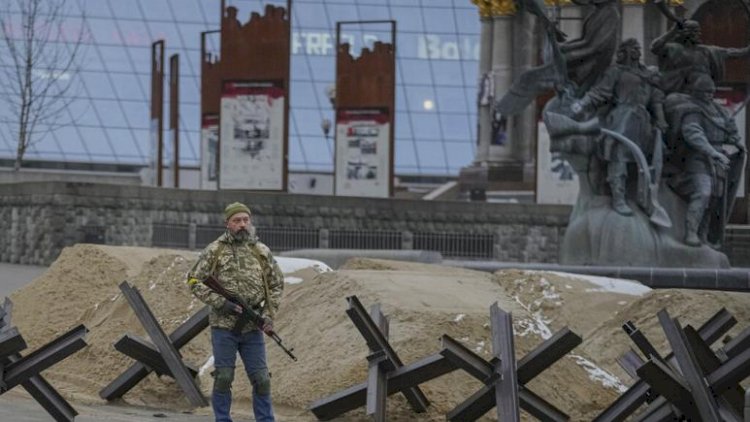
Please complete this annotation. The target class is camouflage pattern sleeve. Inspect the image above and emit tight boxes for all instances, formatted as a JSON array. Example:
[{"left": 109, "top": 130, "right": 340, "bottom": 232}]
[
  {"left": 187, "top": 242, "right": 226, "bottom": 310},
  {"left": 266, "top": 255, "right": 284, "bottom": 318},
  {"left": 257, "top": 242, "right": 284, "bottom": 319}
]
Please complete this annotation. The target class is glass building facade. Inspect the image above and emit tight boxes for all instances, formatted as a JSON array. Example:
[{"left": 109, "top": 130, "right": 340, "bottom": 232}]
[{"left": 0, "top": 0, "right": 480, "bottom": 177}]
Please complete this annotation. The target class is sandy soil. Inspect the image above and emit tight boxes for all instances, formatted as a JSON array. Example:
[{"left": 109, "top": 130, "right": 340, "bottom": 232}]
[{"left": 7, "top": 246, "right": 750, "bottom": 421}]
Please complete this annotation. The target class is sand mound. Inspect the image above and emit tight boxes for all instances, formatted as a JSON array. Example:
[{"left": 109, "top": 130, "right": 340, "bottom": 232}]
[
  {"left": 10, "top": 247, "right": 749, "bottom": 421},
  {"left": 580, "top": 288, "right": 750, "bottom": 382}
]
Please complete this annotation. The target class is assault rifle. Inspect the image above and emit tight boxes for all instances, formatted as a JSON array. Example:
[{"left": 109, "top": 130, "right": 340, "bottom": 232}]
[{"left": 203, "top": 275, "right": 297, "bottom": 361}]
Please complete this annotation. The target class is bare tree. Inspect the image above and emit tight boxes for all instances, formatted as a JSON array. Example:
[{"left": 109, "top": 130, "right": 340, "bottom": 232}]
[{"left": 0, "top": 0, "right": 86, "bottom": 170}]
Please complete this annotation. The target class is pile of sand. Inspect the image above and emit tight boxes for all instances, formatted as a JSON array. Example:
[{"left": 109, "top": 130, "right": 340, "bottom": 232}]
[{"left": 9, "top": 247, "right": 750, "bottom": 421}]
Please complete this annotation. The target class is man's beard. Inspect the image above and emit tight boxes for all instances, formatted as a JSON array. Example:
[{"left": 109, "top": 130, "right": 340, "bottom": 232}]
[{"left": 231, "top": 225, "right": 256, "bottom": 242}]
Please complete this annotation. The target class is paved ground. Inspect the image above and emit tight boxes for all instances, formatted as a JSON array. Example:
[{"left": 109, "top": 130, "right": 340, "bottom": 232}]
[
  {"left": 0, "top": 262, "right": 47, "bottom": 298},
  {"left": 0, "top": 390, "right": 216, "bottom": 421}
]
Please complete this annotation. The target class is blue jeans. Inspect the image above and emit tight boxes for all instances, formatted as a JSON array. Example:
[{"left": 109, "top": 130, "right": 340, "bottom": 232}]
[{"left": 211, "top": 327, "right": 275, "bottom": 422}]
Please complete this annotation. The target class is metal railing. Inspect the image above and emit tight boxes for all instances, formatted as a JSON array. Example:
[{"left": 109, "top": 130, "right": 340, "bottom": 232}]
[
  {"left": 724, "top": 225, "right": 750, "bottom": 267},
  {"left": 329, "top": 229, "right": 402, "bottom": 250},
  {"left": 150, "top": 223, "right": 497, "bottom": 259},
  {"left": 152, "top": 223, "right": 190, "bottom": 249},
  {"left": 414, "top": 231, "right": 495, "bottom": 259}
]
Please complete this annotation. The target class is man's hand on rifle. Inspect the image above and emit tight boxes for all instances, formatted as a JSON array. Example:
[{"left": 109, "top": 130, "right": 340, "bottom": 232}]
[
  {"left": 221, "top": 300, "right": 243, "bottom": 315},
  {"left": 260, "top": 317, "right": 274, "bottom": 335}
]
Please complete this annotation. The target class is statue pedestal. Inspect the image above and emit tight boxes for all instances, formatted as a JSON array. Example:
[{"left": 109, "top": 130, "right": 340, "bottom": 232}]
[{"left": 561, "top": 187, "right": 730, "bottom": 268}]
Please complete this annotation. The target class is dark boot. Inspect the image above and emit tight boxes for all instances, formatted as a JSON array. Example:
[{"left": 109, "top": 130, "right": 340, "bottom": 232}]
[
  {"left": 609, "top": 177, "right": 633, "bottom": 216},
  {"left": 684, "top": 211, "right": 702, "bottom": 247}
]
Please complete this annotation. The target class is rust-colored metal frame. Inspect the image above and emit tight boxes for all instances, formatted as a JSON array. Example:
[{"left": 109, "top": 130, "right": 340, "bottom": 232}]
[
  {"left": 211, "top": 0, "right": 292, "bottom": 191},
  {"left": 334, "top": 20, "right": 397, "bottom": 197},
  {"left": 150, "top": 40, "right": 165, "bottom": 187}
]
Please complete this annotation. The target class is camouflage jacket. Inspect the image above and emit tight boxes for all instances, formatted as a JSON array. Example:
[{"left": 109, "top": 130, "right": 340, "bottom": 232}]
[{"left": 187, "top": 231, "right": 284, "bottom": 331}]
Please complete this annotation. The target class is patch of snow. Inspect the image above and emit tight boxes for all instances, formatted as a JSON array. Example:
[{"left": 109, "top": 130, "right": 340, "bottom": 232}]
[
  {"left": 475, "top": 341, "right": 485, "bottom": 353},
  {"left": 569, "top": 354, "right": 627, "bottom": 393},
  {"left": 565, "top": 284, "right": 573, "bottom": 289},
  {"left": 513, "top": 296, "right": 553, "bottom": 339},
  {"left": 276, "top": 257, "right": 332, "bottom": 274},
  {"left": 617, "top": 301, "right": 628, "bottom": 305},
  {"left": 284, "top": 276, "right": 304, "bottom": 285},
  {"left": 547, "top": 271, "right": 651, "bottom": 296},
  {"left": 454, "top": 314, "right": 465, "bottom": 323}
]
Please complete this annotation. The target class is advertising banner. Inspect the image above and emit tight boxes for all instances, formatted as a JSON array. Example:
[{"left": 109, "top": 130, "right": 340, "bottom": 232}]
[
  {"left": 334, "top": 108, "right": 391, "bottom": 197},
  {"left": 200, "top": 114, "right": 219, "bottom": 190},
  {"left": 219, "top": 80, "right": 285, "bottom": 190}
]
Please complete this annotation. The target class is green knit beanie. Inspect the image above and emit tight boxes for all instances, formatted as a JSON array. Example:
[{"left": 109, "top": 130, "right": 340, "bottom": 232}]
[{"left": 224, "top": 202, "right": 252, "bottom": 220}]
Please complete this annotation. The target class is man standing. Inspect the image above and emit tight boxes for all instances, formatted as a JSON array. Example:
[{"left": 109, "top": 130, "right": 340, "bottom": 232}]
[
  {"left": 651, "top": 20, "right": 750, "bottom": 95},
  {"left": 665, "top": 75, "right": 746, "bottom": 246},
  {"left": 572, "top": 39, "right": 667, "bottom": 216},
  {"left": 187, "top": 202, "right": 284, "bottom": 422}
]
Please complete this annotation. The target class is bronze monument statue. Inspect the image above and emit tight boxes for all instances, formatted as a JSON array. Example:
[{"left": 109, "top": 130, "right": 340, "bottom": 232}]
[{"left": 498, "top": 0, "right": 749, "bottom": 267}]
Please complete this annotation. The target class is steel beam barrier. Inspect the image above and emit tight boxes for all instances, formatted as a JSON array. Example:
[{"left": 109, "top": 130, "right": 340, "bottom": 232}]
[
  {"left": 3, "top": 325, "right": 87, "bottom": 390},
  {"left": 100, "top": 305, "right": 208, "bottom": 400},
  {"left": 119, "top": 281, "right": 207, "bottom": 407},
  {"left": 658, "top": 310, "right": 721, "bottom": 421},
  {"left": 308, "top": 352, "right": 456, "bottom": 420},
  {"left": 345, "top": 295, "right": 428, "bottom": 412},
  {"left": 114, "top": 334, "right": 199, "bottom": 378},
  {"left": 491, "top": 304, "right": 520, "bottom": 422}
]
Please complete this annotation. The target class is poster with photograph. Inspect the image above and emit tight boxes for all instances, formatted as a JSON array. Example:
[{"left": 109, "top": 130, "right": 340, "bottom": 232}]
[
  {"left": 219, "top": 80, "right": 285, "bottom": 190},
  {"left": 536, "top": 121, "right": 579, "bottom": 205},
  {"left": 200, "top": 114, "right": 219, "bottom": 190},
  {"left": 334, "top": 108, "right": 391, "bottom": 197}
]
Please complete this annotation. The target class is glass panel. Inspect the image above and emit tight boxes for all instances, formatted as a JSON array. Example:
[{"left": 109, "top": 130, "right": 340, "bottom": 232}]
[
  {"left": 107, "top": 0, "right": 142, "bottom": 19},
  {"left": 120, "top": 101, "right": 149, "bottom": 129},
  {"left": 292, "top": 108, "right": 325, "bottom": 137},
  {"left": 61, "top": 98, "right": 95, "bottom": 126},
  {"left": 290, "top": 81, "right": 318, "bottom": 108},
  {"left": 395, "top": 111, "right": 412, "bottom": 140},
  {"left": 423, "top": 7, "right": 456, "bottom": 34},
  {"left": 356, "top": 5, "right": 390, "bottom": 21},
  {"left": 82, "top": 72, "right": 117, "bottom": 99},
  {"left": 294, "top": 3, "right": 327, "bottom": 28},
  {"left": 399, "top": 59, "right": 433, "bottom": 85},
  {"left": 107, "top": 128, "right": 142, "bottom": 160},
  {"left": 404, "top": 86, "right": 437, "bottom": 112},
  {"left": 410, "top": 113, "right": 441, "bottom": 140},
  {"left": 79, "top": 0, "right": 113, "bottom": 18},
  {"left": 86, "top": 18, "right": 122, "bottom": 45},
  {"left": 439, "top": 113, "right": 471, "bottom": 141},
  {"left": 168, "top": 0, "right": 205, "bottom": 23},
  {"left": 435, "top": 87, "right": 470, "bottom": 113},
  {"left": 288, "top": 135, "right": 306, "bottom": 167},
  {"left": 139, "top": 0, "right": 173, "bottom": 20},
  {"left": 93, "top": 100, "right": 127, "bottom": 127},
  {"left": 55, "top": 126, "right": 91, "bottom": 159},
  {"left": 301, "top": 136, "right": 332, "bottom": 164},
  {"left": 455, "top": 8, "right": 481, "bottom": 35},
  {"left": 433, "top": 60, "right": 464, "bottom": 86},
  {"left": 392, "top": 7, "right": 423, "bottom": 32},
  {"left": 112, "top": 73, "right": 146, "bottom": 100},
  {"left": 77, "top": 126, "right": 114, "bottom": 157},
  {"left": 395, "top": 139, "right": 417, "bottom": 171},
  {"left": 445, "top": 140, "right": 474, "bottom": 171}
]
